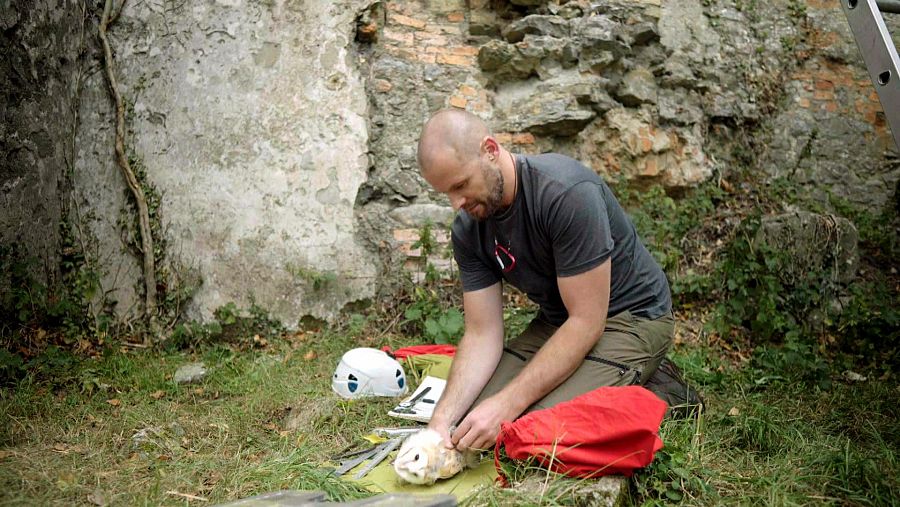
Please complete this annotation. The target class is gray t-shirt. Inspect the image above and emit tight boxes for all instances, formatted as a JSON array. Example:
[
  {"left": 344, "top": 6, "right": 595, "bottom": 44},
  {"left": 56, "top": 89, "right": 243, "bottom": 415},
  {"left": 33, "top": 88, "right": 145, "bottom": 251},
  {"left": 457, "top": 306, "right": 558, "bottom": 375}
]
[{"left": 452, "top": 153, "right": 671, "bottom": 326}]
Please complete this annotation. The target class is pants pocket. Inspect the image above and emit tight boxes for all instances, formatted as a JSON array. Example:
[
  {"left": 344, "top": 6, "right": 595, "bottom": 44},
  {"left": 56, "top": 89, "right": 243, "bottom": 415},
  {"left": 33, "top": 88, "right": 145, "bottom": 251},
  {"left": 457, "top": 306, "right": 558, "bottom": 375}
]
[{"left": 584, "top": 354, "right": 642, "bottom": 385}]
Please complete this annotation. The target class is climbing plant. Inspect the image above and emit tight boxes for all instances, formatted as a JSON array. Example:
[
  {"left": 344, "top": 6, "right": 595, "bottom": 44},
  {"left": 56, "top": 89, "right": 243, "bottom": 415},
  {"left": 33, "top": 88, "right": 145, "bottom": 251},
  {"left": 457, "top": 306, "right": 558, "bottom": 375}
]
[{"left": 98, "top": 0, "right": 157, "bottom": 324}]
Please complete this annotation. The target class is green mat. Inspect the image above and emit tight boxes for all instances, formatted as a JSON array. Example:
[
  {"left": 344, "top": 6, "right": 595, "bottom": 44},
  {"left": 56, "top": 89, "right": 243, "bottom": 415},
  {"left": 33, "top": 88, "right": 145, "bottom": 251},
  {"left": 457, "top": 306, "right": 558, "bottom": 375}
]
[
  {"left": 403, "top": 354, "right": 453, "bottom": 381},
  {"left": 345, "top": 454, "right": 498, "bottom": 499},
  {"left": 338, "top": 353, "right": 497, "bottom": 500}
]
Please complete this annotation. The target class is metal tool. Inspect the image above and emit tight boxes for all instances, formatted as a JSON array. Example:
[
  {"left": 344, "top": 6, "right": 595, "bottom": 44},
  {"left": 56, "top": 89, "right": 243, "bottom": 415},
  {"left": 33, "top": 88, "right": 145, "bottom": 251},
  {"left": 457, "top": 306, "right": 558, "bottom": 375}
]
[
  {"left": 331, "top": 437, "right": 405, "bottom": 479},
  {"left": 331, "top": 444, "right": 380, "bottom": 477},
  {"left": 353, "top": 437, "right": 403, "bottom": 479},
  {"left": 372, "top": 427, "right": 423, "bottom": 438},
  {"left": 391, "top": 386, "right": 432, "bottom": 414}
]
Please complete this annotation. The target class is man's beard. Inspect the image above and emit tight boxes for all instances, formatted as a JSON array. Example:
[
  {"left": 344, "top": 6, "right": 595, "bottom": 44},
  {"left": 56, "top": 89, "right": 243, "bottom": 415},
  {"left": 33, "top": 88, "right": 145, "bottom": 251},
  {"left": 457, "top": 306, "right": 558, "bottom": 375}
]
[{"left": 469, "top": 160, "right": 505, "bottom": 221}]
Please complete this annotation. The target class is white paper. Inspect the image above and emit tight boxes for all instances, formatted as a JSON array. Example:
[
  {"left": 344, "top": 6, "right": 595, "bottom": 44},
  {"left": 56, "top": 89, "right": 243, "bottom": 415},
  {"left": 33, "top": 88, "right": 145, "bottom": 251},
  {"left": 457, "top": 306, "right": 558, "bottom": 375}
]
[{"left": 388, "top": 376, "right": 446, "bottom": 423}]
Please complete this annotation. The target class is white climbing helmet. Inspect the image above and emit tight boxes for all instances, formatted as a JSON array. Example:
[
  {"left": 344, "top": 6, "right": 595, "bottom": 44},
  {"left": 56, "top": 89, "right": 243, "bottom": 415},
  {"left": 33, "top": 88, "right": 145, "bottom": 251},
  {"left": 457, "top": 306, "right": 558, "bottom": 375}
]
[{"left": 332, "top": 348, "right": 408, "bottom": 399}]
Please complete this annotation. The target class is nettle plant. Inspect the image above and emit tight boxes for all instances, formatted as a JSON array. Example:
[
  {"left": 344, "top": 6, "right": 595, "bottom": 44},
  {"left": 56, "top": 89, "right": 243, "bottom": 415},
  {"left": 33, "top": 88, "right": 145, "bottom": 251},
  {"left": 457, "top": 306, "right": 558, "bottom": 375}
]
[{"left": 400, "top": 222, "right": 464, "bottom": 345}]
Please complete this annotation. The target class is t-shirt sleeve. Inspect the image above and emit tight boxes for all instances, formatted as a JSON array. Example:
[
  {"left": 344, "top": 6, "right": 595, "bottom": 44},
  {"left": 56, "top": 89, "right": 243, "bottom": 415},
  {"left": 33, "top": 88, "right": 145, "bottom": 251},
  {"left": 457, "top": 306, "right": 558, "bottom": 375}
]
[
  {"left": 549, "top": 181, "right": 613, "bottom": 277},
  {"left": 451, "top": 220, "right": 501, "bottom": 292}
]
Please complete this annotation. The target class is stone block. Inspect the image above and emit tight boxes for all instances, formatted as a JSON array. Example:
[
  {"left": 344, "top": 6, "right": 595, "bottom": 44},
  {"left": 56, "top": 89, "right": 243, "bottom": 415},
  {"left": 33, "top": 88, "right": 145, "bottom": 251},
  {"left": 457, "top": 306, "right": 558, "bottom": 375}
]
[
  {"left": 754, "top": 211, "right": 859, "bottom": 286},
  {"left": 515, "top": 472, "right": 624, "bottom": 507},
  {"left": 502, "top": 15, "right": 571, "bottom": 43},
  {"left": 615, "top": 67, "right": 658, "bottom": 106}
]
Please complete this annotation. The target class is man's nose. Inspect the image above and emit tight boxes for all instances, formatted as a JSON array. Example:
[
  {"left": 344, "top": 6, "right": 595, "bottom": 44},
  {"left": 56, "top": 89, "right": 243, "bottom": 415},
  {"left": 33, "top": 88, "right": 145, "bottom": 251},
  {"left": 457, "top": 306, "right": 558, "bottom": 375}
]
[{"left": 449, "top": 193, "right": 465, "bottom": 211}]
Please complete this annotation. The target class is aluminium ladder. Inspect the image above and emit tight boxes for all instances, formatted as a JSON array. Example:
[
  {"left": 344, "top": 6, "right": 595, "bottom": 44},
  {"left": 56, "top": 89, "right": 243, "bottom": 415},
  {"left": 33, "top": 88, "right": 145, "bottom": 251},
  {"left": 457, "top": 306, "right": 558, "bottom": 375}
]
[{"left": 841, "top": 0, "right": 900, "bottom": 150}]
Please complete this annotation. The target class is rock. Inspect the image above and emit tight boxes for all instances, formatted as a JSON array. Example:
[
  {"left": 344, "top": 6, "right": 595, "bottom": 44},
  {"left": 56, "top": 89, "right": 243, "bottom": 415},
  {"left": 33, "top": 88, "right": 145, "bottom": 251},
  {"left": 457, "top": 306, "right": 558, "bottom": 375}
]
[
  {"left": 469, "top": 10, "right": 500, "bottom": 37},
  {"left": 478, "top": 40, "right": 532, "bottom": 76},
  {"left": 573, "top": 15, "right": 629, "bottom": 55},
  {"left": 384, "top": 169, "right": 423, "bottom": 199},
  {"left": 615, "top": 67, "right": 658, "bottom": 106},
  {"left": 760, "top": 107, "right": 897, "bottom": 211},
  {"left": 478, "top": 36, "right": 569, "bottom": 81},
  {"left": 516, "top": 471, "right": 624, "bottom": 506},
  {"left": 659, "top": 56, "right": 702, "bottom": 90},
  {"left": 502, "top": 15, "right": 570, "bottom": 43},
  {"left": 620, "top": 21, "right": 659, "bottom": 47},
  {"left": 658, "top": 89, "right": 704, "bottom": 125},
  {"left": 556, "top": 1, "right": 586, "bottom": 19},
  {"left": 388, "top": 204, "right": 455, "bottom": 227},
  {"left": 498, "top": 89, "right": 596, "bottom": 137},
  {"left": 130, "top": 422, "right": 186, "bottom": 458},
  {"left": 579, "top": 108, "right": 712, "bottom": 188},
  {"left": 174, "top": 362, "right": 207, "bottom": 384},
  {"left": 753, "top": 211, "right": 859, "bottom": 286}
]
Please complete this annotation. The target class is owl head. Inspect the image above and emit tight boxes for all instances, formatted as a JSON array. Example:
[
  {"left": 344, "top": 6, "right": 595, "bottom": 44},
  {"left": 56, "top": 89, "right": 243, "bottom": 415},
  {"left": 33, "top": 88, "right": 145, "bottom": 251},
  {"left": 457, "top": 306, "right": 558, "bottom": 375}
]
[{"left": 393, "top": 429, "right": 443, "bottom": 485}]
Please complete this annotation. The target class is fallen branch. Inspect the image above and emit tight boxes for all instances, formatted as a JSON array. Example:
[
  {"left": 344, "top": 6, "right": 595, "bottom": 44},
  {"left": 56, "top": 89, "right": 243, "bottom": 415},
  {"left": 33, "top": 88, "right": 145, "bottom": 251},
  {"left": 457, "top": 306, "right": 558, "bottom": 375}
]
[
  {"left": 165, "top": 491, "right": 208, "bottom": 502},
  {"left": 98, "top": 0, "right": 158, "bottom": 323}
]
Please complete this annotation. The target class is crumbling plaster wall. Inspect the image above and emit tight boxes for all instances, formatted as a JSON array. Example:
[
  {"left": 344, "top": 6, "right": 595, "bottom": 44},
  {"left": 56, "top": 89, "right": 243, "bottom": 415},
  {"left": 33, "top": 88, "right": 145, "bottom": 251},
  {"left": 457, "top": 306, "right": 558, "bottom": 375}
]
[
  {"left": 1, "top": 0, "right": 87, "bottom": 299},
  {"left": 74, "top": 0, "right": 378, "bottom": 325}
]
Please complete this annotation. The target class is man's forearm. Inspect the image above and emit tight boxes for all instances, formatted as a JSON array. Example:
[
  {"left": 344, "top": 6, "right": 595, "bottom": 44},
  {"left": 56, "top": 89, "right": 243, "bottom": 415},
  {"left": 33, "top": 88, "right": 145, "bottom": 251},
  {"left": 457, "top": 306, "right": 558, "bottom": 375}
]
[
  {"left": 497, "top": 315, "right": 604, "bottom": 416},
  {"left": 429, "top": 331, "right": 503, "bottom": 430}
]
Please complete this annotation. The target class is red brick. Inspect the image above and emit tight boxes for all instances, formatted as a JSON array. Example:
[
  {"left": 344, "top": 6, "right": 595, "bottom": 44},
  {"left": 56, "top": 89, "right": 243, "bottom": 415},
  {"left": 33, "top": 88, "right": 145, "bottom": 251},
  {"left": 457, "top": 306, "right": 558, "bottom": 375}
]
[
  {"left": 815, "top": 79, "right": 834, "bottom": 90},
  {"left": 383, "top": 28, "right": 414, "bottom": 46},
  {"left": 512, "top": 133, "right": 535, "bottom": 145},
  {"left": 642, "top": 157, "right": 660, "bottom": 177},
  {"left": 798, "top": 97, "right": 811, "bottom": 108},
  {"left": 426, "top": 23, "right": 462, "bottom": 35},
  {"left": 389, "top": 13, "right": 427, "bottom": 29},
  {"left": 459, "top": 84, "right": 478, "bottom": 97},
  {"left": 437, "top": 53, "right": 475, "bottom": 66},
  {"left": 374, "top": 79, "right": 393, "bottom": 93},
  {"left": 447, "top": 12, "right": 465, "bottom": 22},
  {"left": 415, "top": 52, "right": 436, "bottom": 64},
  {"left": 418, "top": 33, "right": 450, "bottom": 46},
  {"left": 494, "top": 133, "right": 513, "bottom": 144},
  {"left": 449, "top": 96, "right": 468, "bottom": 108},
  {"left": 448, "top": 45, "right": 479, "bottom": 56},
  {"left": 394, "top": 228, "right": 419, "bottom": 242}
]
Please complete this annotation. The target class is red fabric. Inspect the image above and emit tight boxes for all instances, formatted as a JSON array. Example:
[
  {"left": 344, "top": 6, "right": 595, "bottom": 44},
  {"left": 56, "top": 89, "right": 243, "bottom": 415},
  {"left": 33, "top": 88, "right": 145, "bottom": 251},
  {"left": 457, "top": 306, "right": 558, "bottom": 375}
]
[
  {"left": 381, "top": 344, "right": 457, "bottom": 359},
  {"left": 494, "top": 386, "right": 666, "bottom": 485}
]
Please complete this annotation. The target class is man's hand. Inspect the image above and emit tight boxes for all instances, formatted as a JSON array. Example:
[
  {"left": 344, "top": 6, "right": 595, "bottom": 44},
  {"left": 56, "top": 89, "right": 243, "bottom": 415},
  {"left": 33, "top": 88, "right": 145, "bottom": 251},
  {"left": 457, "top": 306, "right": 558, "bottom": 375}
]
[
  {"left": 451, "top": 394, "right": 518, "bottom": 451},
  {"left": 427, "top": 420, "right": 454, "bottom": 450}
]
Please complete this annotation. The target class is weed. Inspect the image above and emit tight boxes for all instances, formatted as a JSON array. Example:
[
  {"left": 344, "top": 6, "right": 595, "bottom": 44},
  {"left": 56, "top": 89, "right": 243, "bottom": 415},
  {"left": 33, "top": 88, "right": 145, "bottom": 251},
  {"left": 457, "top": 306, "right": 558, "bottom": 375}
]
[
  {"left": 164, "top": 302, "right": 284, "bottom": 351},
  {"left": 401, "top": 287, "right": 464, "bottom": 344},
  {"left": 396, "top": 221, "right": 465, "bottom": 345},
  {"left": 286, "top": 263, "right": 338, "bottom": 291}
]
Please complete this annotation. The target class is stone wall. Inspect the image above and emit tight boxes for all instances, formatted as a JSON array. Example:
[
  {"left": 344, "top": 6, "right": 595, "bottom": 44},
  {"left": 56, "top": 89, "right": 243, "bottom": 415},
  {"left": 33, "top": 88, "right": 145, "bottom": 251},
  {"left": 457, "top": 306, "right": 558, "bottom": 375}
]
[
  {"left": 360, "top": 0, "right": 899, "bottom": 271},
  {"left": 0, "top": 0, "right": 87, "bottom": 303},
  {"left": 2, "top": 0, "right": 897, "bottom": 327}
]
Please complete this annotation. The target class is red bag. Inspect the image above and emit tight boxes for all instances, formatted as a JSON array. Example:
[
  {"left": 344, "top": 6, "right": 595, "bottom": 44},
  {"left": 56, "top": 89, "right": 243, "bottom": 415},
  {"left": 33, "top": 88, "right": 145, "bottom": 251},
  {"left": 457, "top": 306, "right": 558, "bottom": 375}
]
[
  {"left": 494, "top": 386, "right": 666, "bottom": 484},
  {"left": 381, "top": 344, "right": 457, "bottom": 359}
]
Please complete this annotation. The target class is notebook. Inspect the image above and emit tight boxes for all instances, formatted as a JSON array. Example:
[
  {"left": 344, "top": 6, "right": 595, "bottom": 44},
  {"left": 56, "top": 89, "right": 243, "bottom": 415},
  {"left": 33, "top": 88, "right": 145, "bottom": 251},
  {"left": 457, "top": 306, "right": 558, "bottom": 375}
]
[{"left": 387, "top": 376, "right": 446, "bottom": 423}]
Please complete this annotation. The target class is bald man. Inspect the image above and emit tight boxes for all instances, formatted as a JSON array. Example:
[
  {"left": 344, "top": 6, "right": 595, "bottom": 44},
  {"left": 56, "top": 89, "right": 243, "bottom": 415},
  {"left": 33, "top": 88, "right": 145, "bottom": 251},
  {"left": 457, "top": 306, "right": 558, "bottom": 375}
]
[{"left": 418, "top": 109, "right": 693, "bottom": 453}]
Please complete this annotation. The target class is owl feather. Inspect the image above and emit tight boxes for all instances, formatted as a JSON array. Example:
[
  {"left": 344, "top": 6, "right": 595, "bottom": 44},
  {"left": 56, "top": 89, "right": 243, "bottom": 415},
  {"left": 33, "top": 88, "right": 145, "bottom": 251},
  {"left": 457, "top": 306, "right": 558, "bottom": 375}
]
[{"left": 393, "top": 429, "right": 479, "bottom": 485}]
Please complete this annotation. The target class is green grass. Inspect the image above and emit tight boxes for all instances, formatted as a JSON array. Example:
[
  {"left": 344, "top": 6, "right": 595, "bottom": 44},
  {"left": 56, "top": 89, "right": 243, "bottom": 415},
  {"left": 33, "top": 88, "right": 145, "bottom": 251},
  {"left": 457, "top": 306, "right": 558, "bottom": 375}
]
[
  {"left": 627, "top": 347, "right": 899, "bottom": 506},
  {"left": 1, "top": 321, "right": 898, "bottom": 506}
]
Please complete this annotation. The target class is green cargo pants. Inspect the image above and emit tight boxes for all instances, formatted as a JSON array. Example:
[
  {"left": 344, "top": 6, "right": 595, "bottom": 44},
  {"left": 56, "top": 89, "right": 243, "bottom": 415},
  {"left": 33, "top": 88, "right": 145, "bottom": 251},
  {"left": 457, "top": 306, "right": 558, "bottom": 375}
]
[{"left": 472, "top": 310, "right": 675, "bottom": 414}]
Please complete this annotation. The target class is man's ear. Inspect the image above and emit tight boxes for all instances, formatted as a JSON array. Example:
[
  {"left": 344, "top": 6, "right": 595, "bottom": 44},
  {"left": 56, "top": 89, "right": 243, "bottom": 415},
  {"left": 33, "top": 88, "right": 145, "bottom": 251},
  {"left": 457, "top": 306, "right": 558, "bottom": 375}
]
[{"left": 481, "top": 136, "right": 500, "bottom": 160}]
